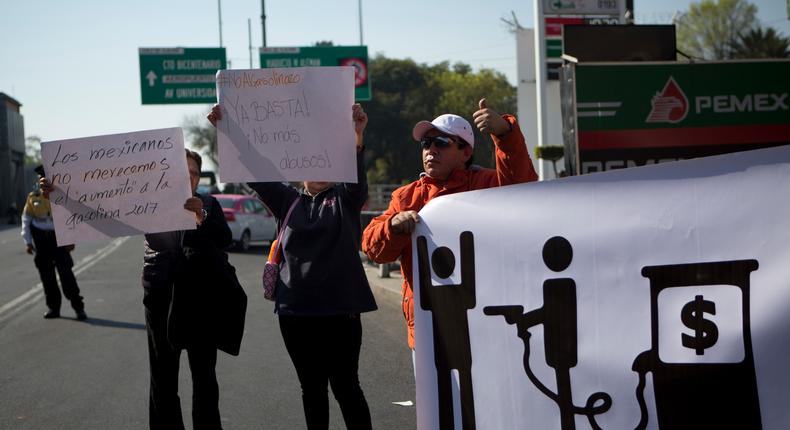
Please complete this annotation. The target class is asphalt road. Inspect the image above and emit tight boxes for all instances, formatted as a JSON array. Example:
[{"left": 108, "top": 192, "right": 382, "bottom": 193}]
[{"left": 0, "top": 225, "right": 415, "bottom": 429}]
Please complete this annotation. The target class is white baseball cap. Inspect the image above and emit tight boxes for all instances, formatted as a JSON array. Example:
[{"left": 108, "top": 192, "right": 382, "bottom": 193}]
[{"left": 412, "top": 114, "right": 475, "bottom": 148}]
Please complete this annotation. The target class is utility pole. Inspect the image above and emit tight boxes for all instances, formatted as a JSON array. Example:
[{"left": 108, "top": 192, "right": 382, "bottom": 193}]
[
  {"left": 218, "top": 0, "right": 223, "bottom": 47},
  {"left": 248, "top": 18, "right": 253, "bottom": 68},
  {"left": 533, "top": 0, "right": 547, "bottom": 180},
  {"left": 358, "top": 0, "right": 364, "bottom": 45},
  {"left": 261, "top": 0, "right": 267, "bottom": 48}
]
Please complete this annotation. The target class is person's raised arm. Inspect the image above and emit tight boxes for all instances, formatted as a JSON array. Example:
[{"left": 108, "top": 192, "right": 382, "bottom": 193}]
[
  {"left": 39, "top": 177, "right": 54, "bottom": 198},
  {"left": 472, "top": 98, "right": 538, "bottom": 185},
  {"left": 472, "top": 98, "right": 511, "bottom": 137},
  {"left": 207, "top": 104, "right": 221, "bottom": 128},
  {"left": 183, "top": 195, "right": 232, "bottom": 249},
  {"left": 206, "top": 104, "right": 295, "bottom": 217},
  {"left": 344, "top": 104, "right": 369, "bottom": 208}
]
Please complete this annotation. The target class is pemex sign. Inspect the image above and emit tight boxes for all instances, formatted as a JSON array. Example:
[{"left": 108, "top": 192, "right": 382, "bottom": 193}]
[{"left": 562, "top": 60, "right": 790, "bottom": 174}]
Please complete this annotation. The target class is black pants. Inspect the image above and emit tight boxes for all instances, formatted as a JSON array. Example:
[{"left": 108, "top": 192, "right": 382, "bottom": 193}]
[
  {"left": 143, "top": 285, "right": 222, "bottom": 430},
  {"left": 31, "top": 225, "right": 83, "bottom": 313},
  {"left": 279, "top": 314, "right": 372, "bottom": 430}
]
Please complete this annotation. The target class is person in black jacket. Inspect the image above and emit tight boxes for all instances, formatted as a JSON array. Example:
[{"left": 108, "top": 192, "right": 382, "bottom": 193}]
[
  {"left": 39, "top": 149, "right": 235, "bottom": 429},
  {"left": 209, "top": 103, "right": 377, "bottom": 429},
  {"left": 140, "top": 149, "right": 234, "bottom": 430}
]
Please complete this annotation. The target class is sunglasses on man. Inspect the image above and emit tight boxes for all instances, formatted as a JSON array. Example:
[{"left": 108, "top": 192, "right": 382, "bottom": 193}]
[{"left": 420, "top": 135, "right": 467, "bottom": 150}]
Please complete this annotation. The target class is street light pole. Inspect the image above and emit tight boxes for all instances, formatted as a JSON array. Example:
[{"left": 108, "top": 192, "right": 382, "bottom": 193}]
[
  {"left": 218, "top": 0, "right": 223, "bottom": 47},
  {"left": 533, "top": 0, "right": 548, "bottom": 180},
  {"left": 358, "top": 0, "right": 364, "bottom": 45},
  {"left": 261, "top": 0, "right": 267, "bottom": 48}
]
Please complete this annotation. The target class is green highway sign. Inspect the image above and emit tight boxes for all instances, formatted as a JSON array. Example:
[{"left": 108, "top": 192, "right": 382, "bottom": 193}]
[
  {"left": 260, "top": 46, "right": 371, "bottom": 101},
  {"left": 139, "top": 47, "right": 226, "bottom": 104}
]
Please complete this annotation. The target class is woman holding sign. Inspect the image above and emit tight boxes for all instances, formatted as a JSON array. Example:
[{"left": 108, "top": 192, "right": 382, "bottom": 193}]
[
  {"left": 41, "top": 149, "right": 237, "bottom": 430},
  {"left": 139, "top": 149, "right": 241, "bottom": 430},
  {"left": 209, "top": 104, "right": 377, "bottom": 430}
]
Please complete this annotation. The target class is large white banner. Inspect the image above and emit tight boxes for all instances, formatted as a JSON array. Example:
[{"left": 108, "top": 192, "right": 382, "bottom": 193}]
[
  {"left": 40, "top": 128, "right": 195, "bottom": 246},
  {"left": 413, "top": 146, "right": 790, "bottom": 429},
  {"left": 215, "top": 67, "right": 356, "bottom": 183}
]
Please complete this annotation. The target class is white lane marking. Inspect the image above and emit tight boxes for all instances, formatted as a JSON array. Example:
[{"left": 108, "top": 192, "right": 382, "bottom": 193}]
[{"left": 0, "top": 237, "right": 129, "bottom": 319}]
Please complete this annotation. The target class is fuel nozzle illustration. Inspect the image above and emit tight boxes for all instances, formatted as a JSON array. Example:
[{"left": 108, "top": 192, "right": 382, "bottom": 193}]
[
  {"left": 417, "top": 231, "right": 477, "bottom": 430},
  {"left": 485, "top": 236, "right": 611, "bottom": 430},
  {"left": 485, "top": 234, "right": 763, "bottom": 429}
]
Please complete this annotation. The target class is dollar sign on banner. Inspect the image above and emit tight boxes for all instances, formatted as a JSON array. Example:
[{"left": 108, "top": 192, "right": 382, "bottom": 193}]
[{"left": 681, "top": 295, "right": 719, "bottom": 355}]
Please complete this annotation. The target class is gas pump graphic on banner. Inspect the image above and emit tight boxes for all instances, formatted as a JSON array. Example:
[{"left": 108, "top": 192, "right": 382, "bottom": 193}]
[
  {"left": 478, "top": 237, "right": 763, "bottom": 430},
  {"left": 635, "top": 259, "right": 762, "bottom": 429}
]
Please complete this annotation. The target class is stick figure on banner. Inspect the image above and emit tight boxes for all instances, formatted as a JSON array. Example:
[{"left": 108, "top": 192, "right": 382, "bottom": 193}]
[
  {"left": 417, "top": 231, "right": 477, "bottom": 430},
  {"left": 485, "top": 236, "right": 612, "bottom": 430}
]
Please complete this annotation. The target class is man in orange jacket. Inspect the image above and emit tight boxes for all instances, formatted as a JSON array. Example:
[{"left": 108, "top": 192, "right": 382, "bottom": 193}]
[{"left": 361, "top": 99, "right": 538, "bottom": 352}]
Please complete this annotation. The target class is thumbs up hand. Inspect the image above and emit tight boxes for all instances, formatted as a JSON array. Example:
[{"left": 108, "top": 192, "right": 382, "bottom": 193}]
[{"left": 473, "top": 98, "right": 511, "bottom": 137}]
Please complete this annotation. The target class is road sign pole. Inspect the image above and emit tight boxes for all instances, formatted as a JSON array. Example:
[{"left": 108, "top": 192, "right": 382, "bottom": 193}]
[
  {"left": 261, "top": 0, "right": 267, "bottom": 48},
  {"left": 217, "top": 0, "right": 223, "bottom": 47},
  {"left": 534, "top": 0, "right": 548, "bottom": 180},
  {"left": 358, "top": 0, "right": 364, "bottom": 45}
]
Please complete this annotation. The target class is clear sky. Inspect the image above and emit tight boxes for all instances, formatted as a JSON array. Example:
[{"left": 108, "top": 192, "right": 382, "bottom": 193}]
[{"left": 1, "top": 0, "right": 787, "bottom": 144}]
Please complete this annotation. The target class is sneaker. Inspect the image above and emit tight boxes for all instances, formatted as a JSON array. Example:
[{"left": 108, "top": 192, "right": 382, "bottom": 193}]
[
  {"left": 75, "top": 310, "right": 88, "bottom": 321},
  {"left": 43, "top": 310, "right": 60, "bottom": 319}
]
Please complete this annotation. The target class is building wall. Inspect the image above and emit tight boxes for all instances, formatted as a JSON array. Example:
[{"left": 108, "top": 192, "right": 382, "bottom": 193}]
[{"left": 0, "top": 93, "right": 27, "bottom": 219}]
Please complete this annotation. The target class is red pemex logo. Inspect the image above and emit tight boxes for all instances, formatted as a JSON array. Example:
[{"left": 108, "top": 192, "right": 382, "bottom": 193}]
[{"left": 646, "top": 77, "right": 689, "bottom": 124}]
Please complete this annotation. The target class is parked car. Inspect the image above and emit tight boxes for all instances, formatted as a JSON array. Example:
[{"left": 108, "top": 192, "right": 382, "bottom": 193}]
[{"left": 214, "top": 194, "right": 277, "bottom": 251}]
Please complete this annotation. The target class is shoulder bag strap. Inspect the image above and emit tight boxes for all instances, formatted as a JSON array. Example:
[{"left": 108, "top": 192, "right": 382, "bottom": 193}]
[{"left": 271, "top": 197, "right": 300, "bottom": 264}]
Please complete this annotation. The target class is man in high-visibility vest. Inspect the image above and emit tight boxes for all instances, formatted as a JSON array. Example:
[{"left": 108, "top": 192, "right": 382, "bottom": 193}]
[{"left": 21, "top": 165, "right": 87, "bottom": 320}]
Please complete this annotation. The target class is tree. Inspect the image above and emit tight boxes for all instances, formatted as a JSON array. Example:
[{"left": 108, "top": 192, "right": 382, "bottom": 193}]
[
  {"left": 732, "top": 27, "right": 790, "bottom": 58},
  {"left": 25, "top": 135, "right": 42, "bottom": 165},
  {"left": 428, "top": 66, "right": 516, "bottom": 171},
  {"left": 362, "top": 55, "right": 516, "bottom": 184},
  {"left": 182, "top": 114, "right": 218, "bottom": 167},
  {"left": 362, "top": 56, "right": 433, "bottom": 184},
  {"left": 676, "top": 0, "right": 758, "bottom": 60}
]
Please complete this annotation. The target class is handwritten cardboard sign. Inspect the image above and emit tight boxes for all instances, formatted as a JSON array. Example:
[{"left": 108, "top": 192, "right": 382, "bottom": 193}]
[
  {"left": 215, "top": 67, "right": 357, "bottom": 183},
  {"left": 40, "top": 128, "right": 196, "bottom": 246}
]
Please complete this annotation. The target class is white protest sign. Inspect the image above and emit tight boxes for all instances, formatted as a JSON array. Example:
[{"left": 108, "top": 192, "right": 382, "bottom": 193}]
[
  {"left": 40, "top": 128, "right": 195, "bottom": 246},
  {"left": 215, "top": 67, "right": 356, "bottom": 183},
  {"left": 413, "top": 146, "right": 790, "bottom": 429}
]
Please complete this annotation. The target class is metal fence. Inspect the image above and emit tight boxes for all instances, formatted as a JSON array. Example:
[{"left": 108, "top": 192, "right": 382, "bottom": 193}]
[
  {"left": 362, "top": 184, "right": 402, "bottom": 277},
  {"left": 366, "top": 183, "right": 400, "bottom": 212}
]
